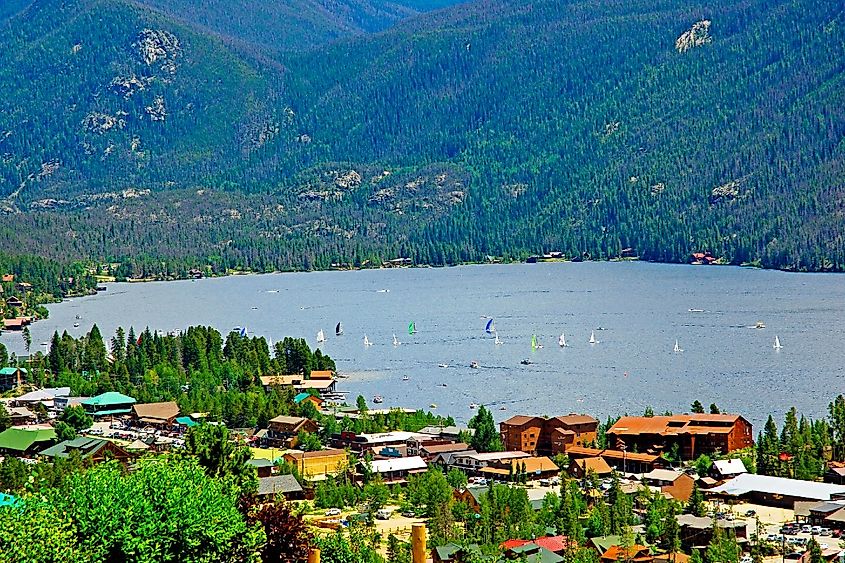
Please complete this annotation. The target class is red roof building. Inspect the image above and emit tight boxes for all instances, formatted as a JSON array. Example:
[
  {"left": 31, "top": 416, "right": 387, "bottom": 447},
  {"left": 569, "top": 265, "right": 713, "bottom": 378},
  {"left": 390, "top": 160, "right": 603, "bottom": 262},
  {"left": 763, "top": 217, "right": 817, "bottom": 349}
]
[{"left": 607, "top": 414, "right": 753, "bottom": 459}]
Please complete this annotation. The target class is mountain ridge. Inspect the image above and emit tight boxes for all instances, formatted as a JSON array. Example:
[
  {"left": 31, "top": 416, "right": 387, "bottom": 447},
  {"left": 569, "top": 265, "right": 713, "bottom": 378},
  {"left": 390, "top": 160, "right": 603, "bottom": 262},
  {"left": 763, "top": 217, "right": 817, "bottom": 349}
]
[{"left": 0, "top": 0, "right": 843, "bottom": 272}]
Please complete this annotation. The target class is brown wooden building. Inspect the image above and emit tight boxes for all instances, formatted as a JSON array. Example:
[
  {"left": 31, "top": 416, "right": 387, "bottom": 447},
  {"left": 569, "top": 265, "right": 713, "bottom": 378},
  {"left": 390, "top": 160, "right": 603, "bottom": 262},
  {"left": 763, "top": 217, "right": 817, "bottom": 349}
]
[
  {"left": 500, "top": 414, "right": 598, "bottom": 456},
  {"left": 607, "top": 414, "right": 753, "bottom": 460}
]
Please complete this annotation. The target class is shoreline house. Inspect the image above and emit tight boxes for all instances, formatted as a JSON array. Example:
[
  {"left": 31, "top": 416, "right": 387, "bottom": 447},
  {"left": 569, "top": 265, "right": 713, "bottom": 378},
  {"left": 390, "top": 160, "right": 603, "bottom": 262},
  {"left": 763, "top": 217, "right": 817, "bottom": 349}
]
[
  {"left": 480, "top": 455, "right": 561, "bottom": 481},
  {"left": 607, "top": 414, "right": 753, "bottom": 459},
  {"left": 132, "top": 401, "right": 180, "bottom": 427},
  {"left": 82, "top": 392, "right": 136, "bottom": 418},
  {"left": 500, "top": 414, "right": 598, "bottom": 456}
]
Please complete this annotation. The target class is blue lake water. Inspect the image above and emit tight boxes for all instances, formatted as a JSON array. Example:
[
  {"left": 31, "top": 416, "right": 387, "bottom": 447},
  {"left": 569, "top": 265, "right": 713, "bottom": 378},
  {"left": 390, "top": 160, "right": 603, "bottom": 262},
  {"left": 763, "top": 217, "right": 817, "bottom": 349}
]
[{"left": 3, "top": 262, "right": 844, "bottom": 429}]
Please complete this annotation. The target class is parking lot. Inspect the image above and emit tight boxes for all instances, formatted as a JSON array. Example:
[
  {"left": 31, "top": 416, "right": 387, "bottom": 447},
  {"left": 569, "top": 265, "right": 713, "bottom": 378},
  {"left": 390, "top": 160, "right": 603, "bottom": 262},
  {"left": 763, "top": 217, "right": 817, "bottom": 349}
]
[{"left": 82, "top": 420, "right": 185, "bottom": 448}]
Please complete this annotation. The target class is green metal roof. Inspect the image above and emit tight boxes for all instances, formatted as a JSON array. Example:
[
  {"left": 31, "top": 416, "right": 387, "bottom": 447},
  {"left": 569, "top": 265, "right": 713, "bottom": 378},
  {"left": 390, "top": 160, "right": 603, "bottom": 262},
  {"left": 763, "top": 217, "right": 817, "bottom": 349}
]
[
  {"left": 0, "top": 428, "right": 56, "bottom": 451},
  {"left": 88, "top": 408, "right": 132, "bottom": 416},
  {"left": 83, "top": 392, "right": 136, "bottom": 407},
  {"left": 0, "top": 367, "right": 26, "bottom": 375},
  {"left": 175, "top": 416, "right": 197, "bottom": 427},
  {"left": 40, "top": 437, "right": 109, "bottom": 459}
]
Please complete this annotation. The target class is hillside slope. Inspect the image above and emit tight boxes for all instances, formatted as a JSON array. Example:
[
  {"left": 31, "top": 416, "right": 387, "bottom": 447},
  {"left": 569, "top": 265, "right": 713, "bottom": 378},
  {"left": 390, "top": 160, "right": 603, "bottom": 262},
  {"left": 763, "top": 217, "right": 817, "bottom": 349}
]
[
  {"left": 136, "top": 0, "right": 462, "bottom": 53},
  {"left": 0, "top": 0, "right": 843, "bottom": 272}
]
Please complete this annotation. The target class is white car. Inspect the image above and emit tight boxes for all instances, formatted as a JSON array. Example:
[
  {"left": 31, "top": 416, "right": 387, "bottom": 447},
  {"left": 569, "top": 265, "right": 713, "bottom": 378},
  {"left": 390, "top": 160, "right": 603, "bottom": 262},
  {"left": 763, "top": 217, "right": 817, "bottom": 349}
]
[
  {"left": 740, "top": 555, "right": 752, "bottom": 563},
  {"left": 325, "top": 508, "right": 341, "bottom": 516}
]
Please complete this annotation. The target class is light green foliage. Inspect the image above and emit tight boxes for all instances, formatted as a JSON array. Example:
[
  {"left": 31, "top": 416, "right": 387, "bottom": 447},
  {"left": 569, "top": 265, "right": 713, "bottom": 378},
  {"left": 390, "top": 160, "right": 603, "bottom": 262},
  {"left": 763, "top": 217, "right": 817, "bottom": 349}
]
[
  {"left": 363, "top": 476, "right": 390, "bottom": 512},
  {"left": 313, "top": 527, "right": 385, "bottom": 563},
  {"left": 0, "top": 502, "right": 81, "bottom": 563},
  {"left": 0, "top": 457, "right": 261, "bottom": 562},
  {"left": 446, "top": 467, "right": 468, "bottom": 490},
  {"left": 0, "top": 456, "right": 28, "bottom": 492},
  {"left": 693, "top": 454, "right": 713, "bottom": 476},
  {"left": 296, "top": 430, "right": 322, "bottom": 451}
]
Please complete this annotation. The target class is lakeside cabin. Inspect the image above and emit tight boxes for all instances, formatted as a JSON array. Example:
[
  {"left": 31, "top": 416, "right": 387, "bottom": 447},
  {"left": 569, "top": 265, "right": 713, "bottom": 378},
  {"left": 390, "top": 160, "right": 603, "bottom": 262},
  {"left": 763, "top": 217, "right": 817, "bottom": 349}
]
[{"left": 0, "top": 367, "right": 27, "bottom": 391}]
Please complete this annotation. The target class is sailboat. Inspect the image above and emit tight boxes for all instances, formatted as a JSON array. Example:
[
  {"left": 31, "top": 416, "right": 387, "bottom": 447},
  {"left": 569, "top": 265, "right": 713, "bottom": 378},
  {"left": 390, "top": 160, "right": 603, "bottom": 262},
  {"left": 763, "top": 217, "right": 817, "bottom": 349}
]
[
  {"left": 393, "top": 334, "right": 400, "bottom": 346},
  {"left": 673, "top": 339, "right": 683, "bottom": 353},
  {"left": 531, "top": 334, "right": 542, "bottom": 350},
  {"left": 589, "top": 331, "right": 598, "bottom": 344},
  {"left": 317, "top": 329, "right": 325, "bottom": 343},
  {"left": 363, "top": 335, "right": 372, "bottom": 347},
  {"left": 485, "top": 319, "right": 495, "bottom": 334},
  {"left": 558, "top": 333, "right": 568, "bottom": 347},
  {"left": 773, "top": 335, "right": 783, "bottom": 350},
  {"left": 408, "top": 321, "right": 417, "bottom": 335},
  {"left": 494, "top": 332, "right": 502, "bottom": 346},
  {"left": 335, "top": 322, "right": 343, "bottom": 336}
]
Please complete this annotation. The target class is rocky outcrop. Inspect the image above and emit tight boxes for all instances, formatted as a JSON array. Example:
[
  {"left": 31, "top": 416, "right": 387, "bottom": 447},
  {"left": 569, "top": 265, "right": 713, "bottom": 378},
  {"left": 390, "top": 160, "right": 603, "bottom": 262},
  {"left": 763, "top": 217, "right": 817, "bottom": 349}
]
[
  {"left": 136, "top": 29, "right": 181, "bottom": 74},
  {"left": 145, "top": 96, "right": 166, "bottom": 121},
  {"left": 110, "top": 74, "right": 152, "bottom": 99},
  {"left": 334, "top": 170, "right": 362, "bottom": 189},
  {"left": 82, "top": 112, "right": 126, "bottom": 134},
  {"left": 709, "top": 179, "right": 741, "bottom": 204},
  {"left": 676, "top": 20, "right": 712, "bottom": 53}
]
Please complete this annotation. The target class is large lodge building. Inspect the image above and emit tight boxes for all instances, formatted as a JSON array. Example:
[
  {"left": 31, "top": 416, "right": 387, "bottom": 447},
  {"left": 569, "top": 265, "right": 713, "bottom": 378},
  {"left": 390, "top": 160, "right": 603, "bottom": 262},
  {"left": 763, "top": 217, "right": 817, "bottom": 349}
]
[{"left": 607, "top": 414, "right": 753, "bottom": 459}]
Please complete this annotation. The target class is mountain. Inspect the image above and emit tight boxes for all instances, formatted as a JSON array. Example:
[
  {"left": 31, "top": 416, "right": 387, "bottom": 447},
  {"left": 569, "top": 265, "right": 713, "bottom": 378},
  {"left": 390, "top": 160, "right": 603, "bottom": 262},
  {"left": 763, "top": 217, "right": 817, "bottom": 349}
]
[
  {"left": 135, "top": 0, "right": 462, "bottom": 53},
  {"left": 0, "top": 0, "right": 843, "bottom": 272}
]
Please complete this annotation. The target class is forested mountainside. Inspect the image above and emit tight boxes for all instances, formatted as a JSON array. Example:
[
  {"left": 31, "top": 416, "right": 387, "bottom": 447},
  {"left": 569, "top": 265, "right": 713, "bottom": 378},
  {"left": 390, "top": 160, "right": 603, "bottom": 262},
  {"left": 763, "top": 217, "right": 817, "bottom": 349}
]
[
  {"left": 136, "top": 0, "right": 461, "bottom": 53},
  {"left": 0, "top": 0, "right": 843, "bottom": 273}
]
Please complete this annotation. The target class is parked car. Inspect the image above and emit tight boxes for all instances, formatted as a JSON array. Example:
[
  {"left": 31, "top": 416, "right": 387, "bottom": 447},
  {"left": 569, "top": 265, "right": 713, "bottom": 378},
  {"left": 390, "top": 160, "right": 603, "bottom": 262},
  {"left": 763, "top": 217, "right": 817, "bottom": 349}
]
[
  {"left": 325, "top": 508, "right": 341, "bottom": 516},
  {"left": 740, "top": 555, "right": 752, "bottom": 563},
  {"left": 820, "top": 528, "right": 832, "bottom": 536},
  {"left": 402, "top": 511, "right": 416, "bottom": 518},
  {"left": 801, "top": 525, "right": 812, "bottom": 533},
  {"left": 745, "top": 509, "right": 757, "bottom": 517},
  {"left": 811, "top": 526, "right": 822, "bottom": 535},
  {"left": 376, "top": 509, "right": 392, "bottom": 520}
]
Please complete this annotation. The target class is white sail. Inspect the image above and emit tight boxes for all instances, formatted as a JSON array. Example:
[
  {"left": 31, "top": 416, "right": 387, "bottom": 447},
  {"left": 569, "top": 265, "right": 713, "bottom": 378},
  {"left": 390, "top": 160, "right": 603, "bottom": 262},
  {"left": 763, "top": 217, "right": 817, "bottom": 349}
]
[
  {"left": 393, "top": 334, "right": 400, "bottom": 346},
  {"left": 363, "top": 335, "right": 372, "bottom": 347},
  {"left": 317, "top": 329, "right": 325, "bottom": 342},
  {"left": 589, "top": 331, "right": 597, "bottom": 344},
  {"left": 494, "top": 332, "right": 502, "bottom": 345},
  {"left": 674, "top": 339, "right": 683, "bottom": 353},
  {"left": 773, "top": 335, "right": 782, "bottom": 349},
  {"left": 558, "top": 333, "right": 567, "bottom": 347}
]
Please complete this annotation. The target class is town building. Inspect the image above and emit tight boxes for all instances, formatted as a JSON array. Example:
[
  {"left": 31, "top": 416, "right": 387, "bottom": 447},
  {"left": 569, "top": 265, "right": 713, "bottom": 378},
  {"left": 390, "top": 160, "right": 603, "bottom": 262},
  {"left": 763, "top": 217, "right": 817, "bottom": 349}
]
[
  {"left": 708, "top": 473, "right": 845, "bottom": 508},
  {"left": 132, "top": 401, "right": 180, "bottom": 427},
  {"left": 330, "top": 430, "right": 425, "bottom": 454},
  {"left": 500, "top": 414, "right": 598, "bottom": 456},
  {"left": 365, "top": 456, "right": 428, "bottom": 484},
  {"left": 82, "top": 392, "right": 136, "bottom": 418},
  {"left": 450, "top": 451, "right": 531, "bottom": 475},
  {"left": 0, "top": 367, "right": 26, "bottom": 391},
  {"left": 40, "top": 437, "right": 132, "bottom": 464},
  {"left": 599, "top": 545, "right": 653, "bottom": 563},
  {"left": 481, "top": 455, "right": 560, "bottom": 481},
  {"left": 569, "top": 457, "right": 613, "bottom": 479},
  {"left": 607, "top": 414, "right": 753, "bottom": 459},
  {"left": 565, "top": 446, "right": 663, "bottom": 473},
  {"left": 283, "top": 448, "right": 348, "bottom": 479},
  {"left": 257, "top": 474, "right": 304, "bottom": 500},
  {"left": 676, "top": 514, "right": 747, "bottom": 550},
  {"left": 711, "top": 458, "right": 748, "bottom": 480},
  {"left": 266, "top": 415, "right": 318, "bottom": 448},
  {"left": 641, "top": 469, "right": 695, "bottom": 502},
  {"left": 0, "top": 427, "right": 56, "bottom": 456}
]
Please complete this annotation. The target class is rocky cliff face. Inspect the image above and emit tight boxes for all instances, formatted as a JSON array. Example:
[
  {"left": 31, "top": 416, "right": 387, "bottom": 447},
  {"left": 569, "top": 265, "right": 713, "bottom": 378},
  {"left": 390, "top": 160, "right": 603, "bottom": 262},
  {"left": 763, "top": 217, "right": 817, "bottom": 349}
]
[{"left": 676, "top": 20, "right": 712, "bottom": 53}]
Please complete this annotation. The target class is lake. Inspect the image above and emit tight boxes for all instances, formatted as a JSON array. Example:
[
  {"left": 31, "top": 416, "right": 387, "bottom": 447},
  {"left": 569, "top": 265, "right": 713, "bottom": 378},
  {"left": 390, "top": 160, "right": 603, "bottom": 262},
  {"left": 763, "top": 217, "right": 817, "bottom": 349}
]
[{"left": 3, "top": 262, "right": 843, "bottom": 429}]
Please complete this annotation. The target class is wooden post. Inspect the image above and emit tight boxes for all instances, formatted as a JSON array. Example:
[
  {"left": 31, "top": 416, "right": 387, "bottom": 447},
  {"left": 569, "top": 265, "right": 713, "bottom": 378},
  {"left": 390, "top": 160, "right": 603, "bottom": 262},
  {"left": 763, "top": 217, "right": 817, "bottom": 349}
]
[
  {"left": 412, "top": 523, "right": 426, "bottom": 563},
  {"left": 308, "top": 547, "right": 320, "bottom": 563}
]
